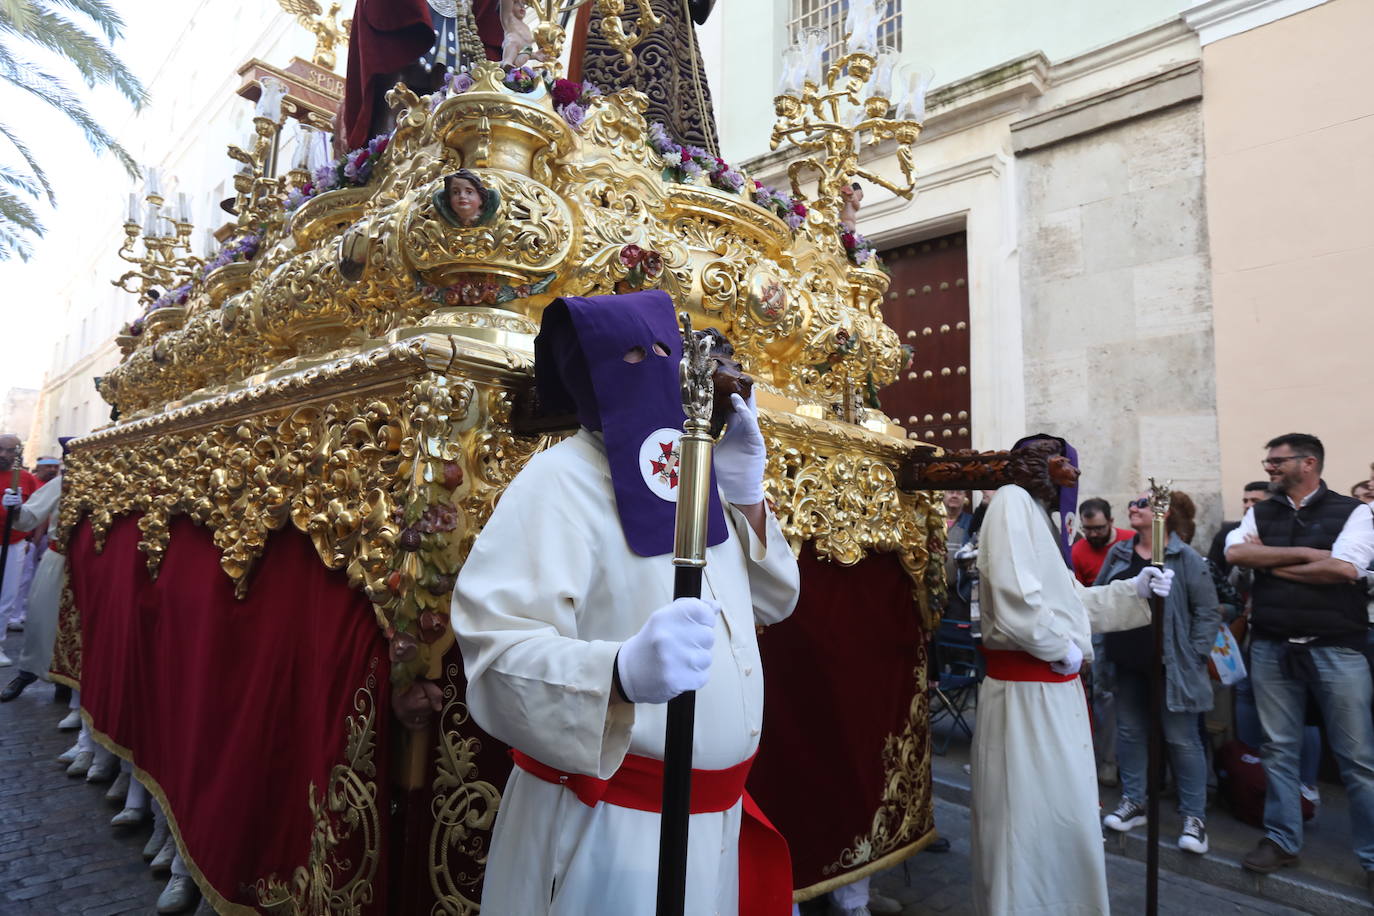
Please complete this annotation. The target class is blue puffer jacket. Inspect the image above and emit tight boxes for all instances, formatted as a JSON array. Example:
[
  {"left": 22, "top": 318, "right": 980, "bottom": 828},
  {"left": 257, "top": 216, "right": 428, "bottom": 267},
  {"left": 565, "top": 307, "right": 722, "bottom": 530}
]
[{"left": 1094, "top": 532, "right": 1220, "bottom": 713}]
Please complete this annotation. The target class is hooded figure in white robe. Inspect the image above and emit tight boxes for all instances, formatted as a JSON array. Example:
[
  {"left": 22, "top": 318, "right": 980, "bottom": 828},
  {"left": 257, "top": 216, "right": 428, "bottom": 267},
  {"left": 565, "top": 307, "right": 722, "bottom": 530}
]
[
  {"left": 970, "top": 435, "right": 1173, "bottom": 916},
  {"left": 452, "top": 292, "right": 799, "bottom": 915}
]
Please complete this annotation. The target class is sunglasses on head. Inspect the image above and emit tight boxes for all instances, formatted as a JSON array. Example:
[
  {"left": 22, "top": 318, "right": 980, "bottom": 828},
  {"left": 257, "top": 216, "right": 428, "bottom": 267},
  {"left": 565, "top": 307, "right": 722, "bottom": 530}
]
[{"left": 1129, "top": 498, "right": 1150, "bottom": 509}]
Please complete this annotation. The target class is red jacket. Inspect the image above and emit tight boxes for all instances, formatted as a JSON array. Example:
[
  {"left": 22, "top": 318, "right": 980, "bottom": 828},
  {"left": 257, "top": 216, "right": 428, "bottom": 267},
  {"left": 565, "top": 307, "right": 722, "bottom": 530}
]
[
  {"left": 1070, "top": 528, "right": 1132, "bottom": 587},
  {"left": 1, "top": 469, "right": 40, "bottom": 544}
]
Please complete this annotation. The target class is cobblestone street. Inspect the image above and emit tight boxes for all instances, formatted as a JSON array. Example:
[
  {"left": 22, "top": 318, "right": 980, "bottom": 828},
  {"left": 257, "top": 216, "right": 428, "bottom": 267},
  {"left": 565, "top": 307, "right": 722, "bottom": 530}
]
[{"left": 0, "top": 634, "right": 184, "bottom": 915}]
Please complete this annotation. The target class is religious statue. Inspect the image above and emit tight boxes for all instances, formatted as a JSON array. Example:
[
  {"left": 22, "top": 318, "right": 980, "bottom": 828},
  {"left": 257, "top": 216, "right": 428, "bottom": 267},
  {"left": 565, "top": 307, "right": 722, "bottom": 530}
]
[
  {"left": 579, "top": 0, "right": 720, "bottom": 152},
  {"left": 499, "top": 0, "right": 538, "bottom": 67},
  {"left": 839, "top": 181, "right": 863, "bottom": 232},
  {"left": 276, "top": 0, "right": 351, "bottom": 70},
  {"left": 434, "top": 169, "right": 501, "bottom": 228}
]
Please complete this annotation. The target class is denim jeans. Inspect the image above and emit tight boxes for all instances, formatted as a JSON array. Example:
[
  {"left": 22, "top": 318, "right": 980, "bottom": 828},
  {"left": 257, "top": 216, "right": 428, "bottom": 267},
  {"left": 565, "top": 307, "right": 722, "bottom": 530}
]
[
  {"left": 1234, "top": 675, "right": 1321, "bottom": 785},
  {"left": 1115, "top": 668, "right": 1209, "bottom": 819},
  {"left": 1251, "top": 639, "right": 1374, "bottom": 867}
]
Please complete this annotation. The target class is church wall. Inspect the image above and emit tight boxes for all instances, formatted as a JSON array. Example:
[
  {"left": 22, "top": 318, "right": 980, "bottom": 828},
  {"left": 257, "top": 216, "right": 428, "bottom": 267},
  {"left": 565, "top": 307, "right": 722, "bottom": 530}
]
[{"left": 1013, "top": 75, "right": 1222, "bottom": 542}]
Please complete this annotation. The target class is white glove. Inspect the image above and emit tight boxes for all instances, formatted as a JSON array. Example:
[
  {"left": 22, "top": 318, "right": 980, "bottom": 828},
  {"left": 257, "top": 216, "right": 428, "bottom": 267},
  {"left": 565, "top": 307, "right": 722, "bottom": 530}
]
[
  {"left": 1, "top": 489, "right": 20, "bottom": 508},
  {"left": 616, "top": 597, "right": 719, "bottom": 704},
  {"left": 1134, "top": 566, "right": 1175, "bottom": 599},
  {"left": 714, "top": 391, "right": 766, "bottom": 505},
  {"left": 1051, "top": 640, "right": 1084, "bottom": 676}
]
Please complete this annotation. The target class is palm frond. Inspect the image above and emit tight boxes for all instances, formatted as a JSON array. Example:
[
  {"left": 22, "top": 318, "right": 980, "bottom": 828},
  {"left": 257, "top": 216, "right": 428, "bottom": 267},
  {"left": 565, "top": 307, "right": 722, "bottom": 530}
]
[
  {"left": 46, "top": 0, "right": 125, "bottom": 43},
  {"left": 0, "top": 164, "right": 39, "bottom": 198},
  {"left": 0, "top": 184, "right": 43, "bottom": 233},
  {"left": 0, "top": 121, "right": 54, "bottom": 204},
  {"left": 0, "top": 56, "right": 138, "bottom": 177},
  {"left": 0, "top": 220, "right": 36, "bottom": 260},
  {"left": 0, "top": 1, "right": 35, "bottom": 35},
  {"left": 0, "top": 5, "right": 145, "bottom": 107}
]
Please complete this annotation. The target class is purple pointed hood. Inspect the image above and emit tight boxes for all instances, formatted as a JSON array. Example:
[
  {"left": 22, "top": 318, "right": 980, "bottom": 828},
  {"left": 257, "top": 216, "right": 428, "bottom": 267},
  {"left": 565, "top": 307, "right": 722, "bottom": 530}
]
[
  {"left": 534, "top": 291, "right": 728, "bottom": 558},
  {"left": 1012, "top": 433, "right": 1079, "bottom": 568}
]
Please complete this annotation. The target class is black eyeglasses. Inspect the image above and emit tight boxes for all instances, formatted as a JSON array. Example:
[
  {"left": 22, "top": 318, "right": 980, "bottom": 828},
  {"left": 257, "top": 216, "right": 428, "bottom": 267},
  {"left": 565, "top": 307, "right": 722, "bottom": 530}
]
[
  {"left": 1129, "top": 498, "right": 1149, "bottom": 509},
  {"left": 1261, "top": 455, "right": 1308, "bottom": 469}
]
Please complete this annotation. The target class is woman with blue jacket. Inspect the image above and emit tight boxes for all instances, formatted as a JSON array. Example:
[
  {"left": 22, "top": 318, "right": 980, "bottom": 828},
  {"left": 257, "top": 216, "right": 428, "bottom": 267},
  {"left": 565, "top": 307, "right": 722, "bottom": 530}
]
[{"left": 1098, "top": 490, "right": 1220, "bottom": 854}]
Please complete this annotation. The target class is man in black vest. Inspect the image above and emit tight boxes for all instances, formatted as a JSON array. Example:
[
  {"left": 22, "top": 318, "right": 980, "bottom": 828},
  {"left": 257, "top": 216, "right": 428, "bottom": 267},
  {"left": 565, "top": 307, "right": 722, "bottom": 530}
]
[{"left": 1225, "top": 433, "right": 1374, "bottom": 896}]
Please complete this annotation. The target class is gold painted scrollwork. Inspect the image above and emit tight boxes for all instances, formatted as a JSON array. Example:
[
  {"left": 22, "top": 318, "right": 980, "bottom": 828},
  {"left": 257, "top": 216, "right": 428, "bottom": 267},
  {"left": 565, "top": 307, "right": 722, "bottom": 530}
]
[
  {"left": 428, "top": 661, "right": 502, "bottom": 916},
  {"left": 257, "top": 660, "right": 381, "bottom": 914}
]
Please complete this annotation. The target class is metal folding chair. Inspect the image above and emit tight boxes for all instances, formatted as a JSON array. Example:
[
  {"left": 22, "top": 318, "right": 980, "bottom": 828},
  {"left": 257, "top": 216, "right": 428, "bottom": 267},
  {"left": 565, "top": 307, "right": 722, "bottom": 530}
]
[{"left": 929, "top": 618, "right": 982, "bottom": 755}]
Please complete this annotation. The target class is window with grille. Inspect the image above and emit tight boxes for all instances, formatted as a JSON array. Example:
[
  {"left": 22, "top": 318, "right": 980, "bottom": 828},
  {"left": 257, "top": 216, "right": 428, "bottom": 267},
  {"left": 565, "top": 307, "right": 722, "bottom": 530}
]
[{"left": 789, "top": 0, "right": 901, "bottom": 66}]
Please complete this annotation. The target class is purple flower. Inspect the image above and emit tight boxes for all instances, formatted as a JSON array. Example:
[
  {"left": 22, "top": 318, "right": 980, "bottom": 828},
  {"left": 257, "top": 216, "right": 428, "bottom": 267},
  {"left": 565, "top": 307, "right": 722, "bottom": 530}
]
[
  {"left": 448, "top": 71, "right": 473, "bottom": 95},
  {"left": 581, "top": 80, "right": 602, "bottom": 98},
  {"left": 784, "top": 210, "right": 805, "bottom": 230},
  {"left": 314, "top": 164, "right": 338, "bottom": 191},
  {"left": 561, "top": 102, "right": 586, "bottom": 128}
]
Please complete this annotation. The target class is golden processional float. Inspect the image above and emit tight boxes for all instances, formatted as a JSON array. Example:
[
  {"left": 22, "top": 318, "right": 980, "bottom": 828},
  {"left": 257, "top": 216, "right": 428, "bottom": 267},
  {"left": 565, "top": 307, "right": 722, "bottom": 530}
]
[{"left": 54, "top": 1, "right": 949, "bottom": 911}]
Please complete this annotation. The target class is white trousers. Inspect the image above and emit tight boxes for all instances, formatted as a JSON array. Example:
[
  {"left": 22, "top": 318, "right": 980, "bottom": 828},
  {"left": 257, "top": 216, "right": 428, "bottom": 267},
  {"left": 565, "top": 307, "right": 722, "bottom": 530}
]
[{"left": 0, "top": 544, "right": 28, "bottom": 626}]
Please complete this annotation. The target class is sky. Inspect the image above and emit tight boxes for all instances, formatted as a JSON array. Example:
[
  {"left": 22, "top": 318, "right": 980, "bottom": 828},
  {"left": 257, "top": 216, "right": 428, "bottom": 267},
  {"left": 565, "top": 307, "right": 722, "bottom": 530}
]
[{"left": 0, "top": 2, "right": 188, "bottom": 395}]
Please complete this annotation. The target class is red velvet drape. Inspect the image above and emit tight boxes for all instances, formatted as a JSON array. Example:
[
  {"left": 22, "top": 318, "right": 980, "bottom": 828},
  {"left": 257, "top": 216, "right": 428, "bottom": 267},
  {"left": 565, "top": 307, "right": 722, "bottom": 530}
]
[
  {"left": 748, "top": 547, "right": 932, "bottom": 893},
  {"left": 69, "top": 514, "right": 391, "bottom": 911}
]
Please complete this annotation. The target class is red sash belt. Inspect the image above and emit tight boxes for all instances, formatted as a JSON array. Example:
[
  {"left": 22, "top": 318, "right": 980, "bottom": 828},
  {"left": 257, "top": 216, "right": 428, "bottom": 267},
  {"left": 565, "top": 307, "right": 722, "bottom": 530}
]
[
  {"left": 511, "top": 749, "right": 793, "bottom": 915},
  {"left": 980, "top": 647, "right": 1079, "bottom": 683}
]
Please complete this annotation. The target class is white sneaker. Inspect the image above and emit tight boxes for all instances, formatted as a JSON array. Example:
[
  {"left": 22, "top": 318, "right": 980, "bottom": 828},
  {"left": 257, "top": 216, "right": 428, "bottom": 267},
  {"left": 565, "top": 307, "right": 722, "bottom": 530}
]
[
  {"left": 57, "top": 709, "right": 80, "bottom": 730},
  {"left": 144, "top": 818, "right": 171, "bottom": 860},
  {"left": 86, "top": 756, "right": 118, "bottom": 784},
  {"left": 150, "top": 834, "right": 176, "bottom": 875},
  {"left": 111, "top": 806, "right": 148, "bottom": 829},
  {"left": 866, "top": 890, "right": 903, "bottom": 914},
  {"left": 105, "top": 770, "right": 131, "bottom": 803},
  {"left": 1103, "top": 798, "right": 1147, "bottom": 832},
  {"left": 1178, "top": 815, "right": 1209, "bottom": 854},
  {"left": 56, "top": 742, "right": 81, "bottom": 764},
  {"left": 0, "top": 648, "right": 11, "bottom": 666},
  {"left": 66, "top": 750, "right": 94, "bottom": 778},
  {"left": 157, "top": 874, "right": 200, "bottom": 914}
]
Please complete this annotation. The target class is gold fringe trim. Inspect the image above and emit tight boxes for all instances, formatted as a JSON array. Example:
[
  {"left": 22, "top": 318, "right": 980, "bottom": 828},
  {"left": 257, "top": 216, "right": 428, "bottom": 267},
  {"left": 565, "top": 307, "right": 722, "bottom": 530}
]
[
  {"left": 791, "top": 829, "right": 939, "bottom": 903},
  {"left": 82, "top": 708, "right": 259, "bottom": 916}
]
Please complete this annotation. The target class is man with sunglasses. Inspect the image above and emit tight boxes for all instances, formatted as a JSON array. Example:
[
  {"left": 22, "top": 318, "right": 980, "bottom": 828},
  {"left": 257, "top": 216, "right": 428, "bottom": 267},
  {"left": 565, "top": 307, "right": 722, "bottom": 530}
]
[{"left": 1225, "top": 433, "right": 1374, "bottom": 897}]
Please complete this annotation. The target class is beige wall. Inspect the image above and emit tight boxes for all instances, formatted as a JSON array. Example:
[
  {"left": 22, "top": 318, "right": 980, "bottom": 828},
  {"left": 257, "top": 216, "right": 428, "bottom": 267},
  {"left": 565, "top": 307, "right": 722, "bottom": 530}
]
[{"left": 1204, "top": 0, "right": 1374, "bottom": 517}]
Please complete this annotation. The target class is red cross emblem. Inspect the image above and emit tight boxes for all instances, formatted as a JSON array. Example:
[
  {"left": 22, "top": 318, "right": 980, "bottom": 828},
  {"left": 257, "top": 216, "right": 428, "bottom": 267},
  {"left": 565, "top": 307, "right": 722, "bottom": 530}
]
[{"left": 649, "top": 440, "right": 680, "bottom": 489}]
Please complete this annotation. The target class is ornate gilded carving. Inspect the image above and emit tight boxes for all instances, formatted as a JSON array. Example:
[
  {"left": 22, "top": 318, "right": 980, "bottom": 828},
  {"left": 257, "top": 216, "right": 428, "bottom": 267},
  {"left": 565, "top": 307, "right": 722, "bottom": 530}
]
[
  {"left": 50, "top": 567, "right": 81, "bottom": 685},
  {"left": 256, "top": 659, "right": 381, "bottom": 914},
  {"left": 822, "top": 639, "right": 935, "bottom": 878},
  {"left": 427, "top": 661, "right": 502, "bottom": 916}
]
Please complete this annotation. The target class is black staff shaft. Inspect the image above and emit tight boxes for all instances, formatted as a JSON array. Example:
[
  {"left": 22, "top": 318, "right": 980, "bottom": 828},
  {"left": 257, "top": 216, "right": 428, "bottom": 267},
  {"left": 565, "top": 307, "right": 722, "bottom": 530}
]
[
  {"left": 1145, "top": 587, "right": 1165, "bottom": 916},
  {"left": 657, "top": 564, "right": 703, "bottom": 916},
  {"left": 0, "top": 469, "right": 19, "bottom": 598}
]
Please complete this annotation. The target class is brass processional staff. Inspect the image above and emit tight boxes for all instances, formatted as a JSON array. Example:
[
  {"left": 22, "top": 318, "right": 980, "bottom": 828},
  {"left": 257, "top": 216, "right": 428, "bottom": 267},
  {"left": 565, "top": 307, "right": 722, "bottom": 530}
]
[
  {"left": 1145, "top": 478, "right": 1172, "bottom": 916},
  {"left": 657, "top": 312, "right": 715, "bottom": 916}
]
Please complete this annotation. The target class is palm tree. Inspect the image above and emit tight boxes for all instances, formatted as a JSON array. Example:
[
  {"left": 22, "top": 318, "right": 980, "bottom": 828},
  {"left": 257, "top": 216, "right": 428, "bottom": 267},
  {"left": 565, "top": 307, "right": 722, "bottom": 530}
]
[{"left": 0, "top": 0, "right": 147, "bottom": 260}]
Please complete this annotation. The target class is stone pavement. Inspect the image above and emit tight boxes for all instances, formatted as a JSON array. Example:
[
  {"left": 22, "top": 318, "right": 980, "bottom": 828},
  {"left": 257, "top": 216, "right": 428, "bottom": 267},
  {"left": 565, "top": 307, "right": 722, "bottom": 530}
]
[
  {"left": 0, "top": 632, "right": 194, "bottom": 915},
  {"left": 0, "top": 623, "right": 1324, "bottom": 915},
  {"left": 832, "top": 796, "right": 1310, "bottom": 915}
]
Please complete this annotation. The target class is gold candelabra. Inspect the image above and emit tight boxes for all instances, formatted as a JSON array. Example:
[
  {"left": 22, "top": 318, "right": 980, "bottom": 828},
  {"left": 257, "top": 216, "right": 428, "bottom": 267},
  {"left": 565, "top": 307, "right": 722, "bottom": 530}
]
[
  {"left": 770, "top": 5, "right": 930, "bottom": 222},
  {"left": 227, "top": 77, "right": 305, "bottom": 234},
  {"left": 112, "top": 176, "right": 202, "bottom": 302}
]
